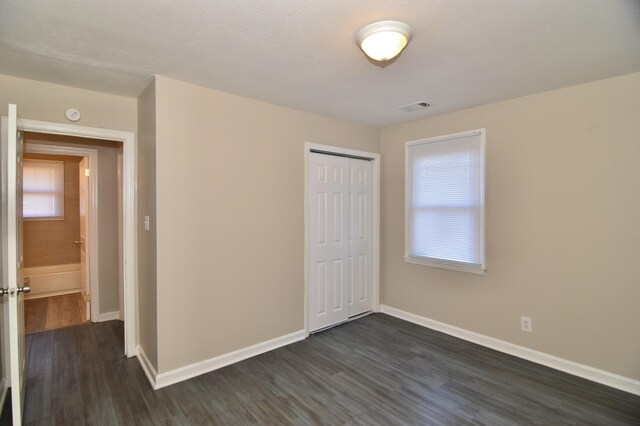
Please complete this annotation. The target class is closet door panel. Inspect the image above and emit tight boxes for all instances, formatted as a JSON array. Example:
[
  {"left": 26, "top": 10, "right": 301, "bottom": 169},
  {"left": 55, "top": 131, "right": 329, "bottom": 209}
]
[
  {"left": 348, "top": 158, "right": 373, "bottom": 316},
  {"left": 309, "top": 153, "right": 349, "bottom": 331}
]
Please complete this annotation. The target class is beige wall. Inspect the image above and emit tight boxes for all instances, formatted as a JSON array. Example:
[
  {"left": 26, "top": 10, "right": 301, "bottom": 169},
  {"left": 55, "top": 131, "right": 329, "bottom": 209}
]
[
  {"left": 0, "top": 74, "right": 137, "bottom": 132},
  {"left": 6, "top": 71, "right": 638, "bottom": 384},
  {"left": 137, "top": 80, "right": 158, "bottom": 369},
  {"left": 380, "top": 72, "right": 640, "bottom": 380},
  {"left": 153, "top": 76, "right": 379, "bottom": 373},
  {"left": 24, "top": 135, "right": 123, "bottom": 315},
  {"left": 1, "top": 72, "right": 136, "bottom": 317},
  {"left": 23, "top": 153, "right": 82, "bottom": 267}
]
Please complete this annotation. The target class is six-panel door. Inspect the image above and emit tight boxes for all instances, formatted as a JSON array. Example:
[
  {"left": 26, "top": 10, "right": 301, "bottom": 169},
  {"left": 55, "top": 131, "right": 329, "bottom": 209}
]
[{"left": 309, "top": 152, "right": 372, "bottom": 332}]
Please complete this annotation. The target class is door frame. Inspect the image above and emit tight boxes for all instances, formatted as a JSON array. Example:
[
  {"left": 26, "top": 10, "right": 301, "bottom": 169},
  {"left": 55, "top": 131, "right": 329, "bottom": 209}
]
[
  {"left": 17, "top": 119, "right": 137, "bottom": 357},
  {"left": 303, "top": 143, "right": 380, "bottom": 336},
  {"left": 24, "top": 144, "right": 100, "bottom": 321}
]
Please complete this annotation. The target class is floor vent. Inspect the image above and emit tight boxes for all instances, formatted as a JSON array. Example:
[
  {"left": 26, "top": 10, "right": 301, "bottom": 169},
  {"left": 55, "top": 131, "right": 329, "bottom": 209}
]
[{"left": 398, "top": 101, "right": 431, "bottom": 112}]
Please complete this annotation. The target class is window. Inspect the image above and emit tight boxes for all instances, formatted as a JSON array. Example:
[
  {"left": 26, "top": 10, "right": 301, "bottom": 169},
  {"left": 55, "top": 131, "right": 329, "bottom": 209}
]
[
  {"left": 405, "top": 129, "right": 485, "bottom": 274},
  {"left": 23, "top": 159, "right": 65, "bottom": 219}
]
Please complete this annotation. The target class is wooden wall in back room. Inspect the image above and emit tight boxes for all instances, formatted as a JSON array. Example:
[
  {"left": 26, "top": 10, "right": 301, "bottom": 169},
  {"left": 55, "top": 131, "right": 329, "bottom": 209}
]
[{"left": 23, "top": 153, "right": 82, "bottom": 267}]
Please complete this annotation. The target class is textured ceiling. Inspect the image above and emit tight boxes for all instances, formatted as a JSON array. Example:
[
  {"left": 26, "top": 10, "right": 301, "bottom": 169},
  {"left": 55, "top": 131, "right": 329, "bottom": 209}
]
[{"left": 1, "top": 0, "right": 639, "bottom": 127}]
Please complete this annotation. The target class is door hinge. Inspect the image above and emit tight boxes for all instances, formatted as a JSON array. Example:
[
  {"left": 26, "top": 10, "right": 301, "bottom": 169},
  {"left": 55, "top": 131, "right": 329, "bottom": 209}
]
[{"left": 85, "top": 294, "right": 91, "bottom": 302}]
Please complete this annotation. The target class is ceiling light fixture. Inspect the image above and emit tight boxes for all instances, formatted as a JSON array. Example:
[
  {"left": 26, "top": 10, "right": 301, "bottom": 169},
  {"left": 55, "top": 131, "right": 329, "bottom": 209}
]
[{"left": 356, "top": 20, "right": 412, "bottom": 62}]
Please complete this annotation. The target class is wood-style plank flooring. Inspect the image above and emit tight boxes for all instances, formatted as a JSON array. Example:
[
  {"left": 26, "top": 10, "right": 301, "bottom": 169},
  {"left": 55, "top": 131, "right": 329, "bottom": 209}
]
[
  {"left": 4, "top": 314, "right": 640, "bottom": 425},
  {"left": 24, "top": 293, "right": 88, "bottom": 334}
]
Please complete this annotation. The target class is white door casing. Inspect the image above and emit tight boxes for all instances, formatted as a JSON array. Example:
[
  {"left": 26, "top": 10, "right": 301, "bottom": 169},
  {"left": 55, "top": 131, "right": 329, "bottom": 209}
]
[
  {"left": 18, "top": 119, "right": 136, "bottom": 357},
  {"left": 3, "top": 104, "right": 27, "bottom": 425},
  {"left": 79, "top": 158, "right": 91, "bottom": 320},
  {"left": 348, "top": 158, "right": 373, "bottom": 317},
  {"left": 117, "top": 151, "right": 124, "bottom": 319},
  {"left": 308, "top": 153, "right": 349, "bottom": 331}
]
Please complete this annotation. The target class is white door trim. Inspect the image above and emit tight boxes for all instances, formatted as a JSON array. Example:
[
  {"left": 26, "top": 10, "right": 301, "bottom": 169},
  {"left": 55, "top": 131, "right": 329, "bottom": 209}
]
[
  {"left": 117, "top": 151, "right": 124, "bottom": 320},
  {"left": 19, "top": 119, "right": 137, "bottom": 357},
  {"left": 24, "top": 144, "right": 99, "bottom": 322},
  {"left": 304, "top": 143, "right": 380, "bottom": 335}
]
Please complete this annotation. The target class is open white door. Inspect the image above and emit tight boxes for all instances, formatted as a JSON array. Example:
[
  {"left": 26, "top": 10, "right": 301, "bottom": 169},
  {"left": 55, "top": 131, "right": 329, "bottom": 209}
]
[
  {"left": 79, "top": 158, "right": 91, "bottom": 321},
  {"left": 2, "top": 104, "right": 28, "bottom": 426},
  {"left": 0, "top": 109, "right": 9, "bottom": 426}
]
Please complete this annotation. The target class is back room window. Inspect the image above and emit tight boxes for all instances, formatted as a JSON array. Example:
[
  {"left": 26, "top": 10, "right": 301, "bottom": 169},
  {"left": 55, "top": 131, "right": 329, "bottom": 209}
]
[
  {"left": 405, "top": 129, "right": 486, "bottom": 274},
  {"left": 23, "top": 159, "right": 65, "bottom": 220}
]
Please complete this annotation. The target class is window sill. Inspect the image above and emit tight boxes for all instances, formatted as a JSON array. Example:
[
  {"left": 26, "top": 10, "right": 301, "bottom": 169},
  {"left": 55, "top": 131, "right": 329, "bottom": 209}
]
[
  {"left": 23, "top": 216, "right": 65, "bottom": 222},
  {"left": 403, "top": 256, "right": 485, "bottom": 275}
]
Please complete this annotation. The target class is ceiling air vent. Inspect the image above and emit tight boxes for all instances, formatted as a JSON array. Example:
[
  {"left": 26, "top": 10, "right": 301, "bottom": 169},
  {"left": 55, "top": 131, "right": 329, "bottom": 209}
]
[{"left": 398, "top": 101, "right": 431, "bottom": 112}]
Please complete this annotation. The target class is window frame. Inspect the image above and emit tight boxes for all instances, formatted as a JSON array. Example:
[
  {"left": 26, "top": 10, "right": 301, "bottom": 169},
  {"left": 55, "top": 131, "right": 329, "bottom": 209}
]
[
  {"left": 22, "top": 158, "right": 65, "bottom": 221},
  {"left": 404, "top": 129, "right": 486, "bottom": 275}
]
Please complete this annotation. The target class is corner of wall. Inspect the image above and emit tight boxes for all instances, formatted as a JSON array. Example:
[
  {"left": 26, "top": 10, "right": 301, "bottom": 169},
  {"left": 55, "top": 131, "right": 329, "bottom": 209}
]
[{"left": 136, "top": 78, "right": 159, "bottom": 371}]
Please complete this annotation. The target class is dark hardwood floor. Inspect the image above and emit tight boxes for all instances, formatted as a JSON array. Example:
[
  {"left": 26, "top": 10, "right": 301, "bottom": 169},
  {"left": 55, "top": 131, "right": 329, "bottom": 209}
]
[{"left": 3, "top": 314, "right": 639, "bottom": 425}]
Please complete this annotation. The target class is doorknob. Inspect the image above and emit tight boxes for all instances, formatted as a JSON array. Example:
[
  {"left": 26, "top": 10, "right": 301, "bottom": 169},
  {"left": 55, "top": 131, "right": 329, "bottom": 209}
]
[
  {"left": 19, "top": 277, "right": 31, "bottom": 294},
  {"left": 7, "top": 277, "right": 32, "bottom": 296},
  {"left": 75, "top": 240, "right": 84, "bottom": 245},
  {"left": 8, "top": 285, "right": 30, "bottom": 296},
  {"left": 0, "top": 288, "right": 8, "bottom": 296}
]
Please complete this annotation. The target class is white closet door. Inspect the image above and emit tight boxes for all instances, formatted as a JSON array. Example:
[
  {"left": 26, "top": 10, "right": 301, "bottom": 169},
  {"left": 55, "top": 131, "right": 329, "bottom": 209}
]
[
  {"left": 309, "top": 153, "right": 349, "bottom": 331},
  {"left": 348, "top": 158, "right": 373, "bottom": 316}
]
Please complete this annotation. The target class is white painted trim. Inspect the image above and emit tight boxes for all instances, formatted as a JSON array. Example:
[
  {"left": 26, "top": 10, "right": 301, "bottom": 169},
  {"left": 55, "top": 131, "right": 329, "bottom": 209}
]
[
  {"left": 97, "top": 311, "right": 120, "bottom": 322},
  {"left": 19, "top": 119, "right": 137, "bottom": 357},
  {"left": 403, "top": 256, "right": 486, "bottom": 275},
  {"left": 1, "top": 116, "right": 11, "bottom": 390},
  {"left": 380, "top": 305, "right": 640, "bottom": 396},
  {"left": 6, "top": 105, "right": 27, "bottom": 424},
  {"left": 152, "top": 330, "right": 306, "bottom": 390},
  {"left": 117, "top": 151, "right": 124, "bottom": 323},
  {"left": 304, "top": 143, "right": 381, "bottom": 335},
  {"left": 136, "top": 345, "right": 158, "bottom": 389},
  {"left": 24, "top": 144, "right": 100, "bottom": 320}
]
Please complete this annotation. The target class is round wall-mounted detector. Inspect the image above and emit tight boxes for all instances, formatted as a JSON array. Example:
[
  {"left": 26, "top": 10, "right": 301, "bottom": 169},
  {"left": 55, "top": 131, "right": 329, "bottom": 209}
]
[{"left": 65, "top": 108, "right": 81, "bottom": 122}]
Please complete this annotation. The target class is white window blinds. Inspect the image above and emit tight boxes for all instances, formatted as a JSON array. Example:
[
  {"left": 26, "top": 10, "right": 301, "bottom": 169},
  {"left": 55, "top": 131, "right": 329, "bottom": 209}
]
[
  {"left": 23, "top": 159, "right": 65, "bottom": 219},
  {"left": 405, "top": 129, "right": 485, "bottom": 273}
]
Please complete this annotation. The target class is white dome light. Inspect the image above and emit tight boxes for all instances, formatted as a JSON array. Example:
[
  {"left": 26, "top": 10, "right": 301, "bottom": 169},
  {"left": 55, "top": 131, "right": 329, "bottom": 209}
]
[{"left": 356, "top": 21, "right": 412, "bottom": 62}]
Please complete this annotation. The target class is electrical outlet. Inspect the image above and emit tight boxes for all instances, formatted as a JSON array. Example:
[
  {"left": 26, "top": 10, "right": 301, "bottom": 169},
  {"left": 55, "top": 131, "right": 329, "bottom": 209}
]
[{"left": 520, "top": 316, "right": 533, "bottom": 332}]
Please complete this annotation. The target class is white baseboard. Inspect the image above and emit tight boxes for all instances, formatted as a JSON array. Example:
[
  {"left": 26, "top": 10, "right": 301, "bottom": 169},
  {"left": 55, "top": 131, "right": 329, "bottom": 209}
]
[
  {"left": 97, "top": 311, "right": 120, "bottom": 322},
  {"left": 380, "top": 305, "right": 640, "bottom": 396},
  {"left": 141, "top": 329, "right": 306, "bottom": 390},
  {"left": 137, "top": 345, "right": 158, "bottom": 389}
]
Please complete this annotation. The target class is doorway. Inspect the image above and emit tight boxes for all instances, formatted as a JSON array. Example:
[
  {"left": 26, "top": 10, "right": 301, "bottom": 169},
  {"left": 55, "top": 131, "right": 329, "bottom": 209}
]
[
  {"left": 304, "top": 143, "right": 380, "bottom": 333},
  {"left": 20, "top": 149, "right": 95, "bottom": 333},
  {"left": 16, "top": 118, "right": 137, "bottom": 357},
  {"left": 1, "top": 107, "right": 137, "bottom": 424},
  {"left": 20, "top": 137, "right": 116, "bottom": 334}
]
